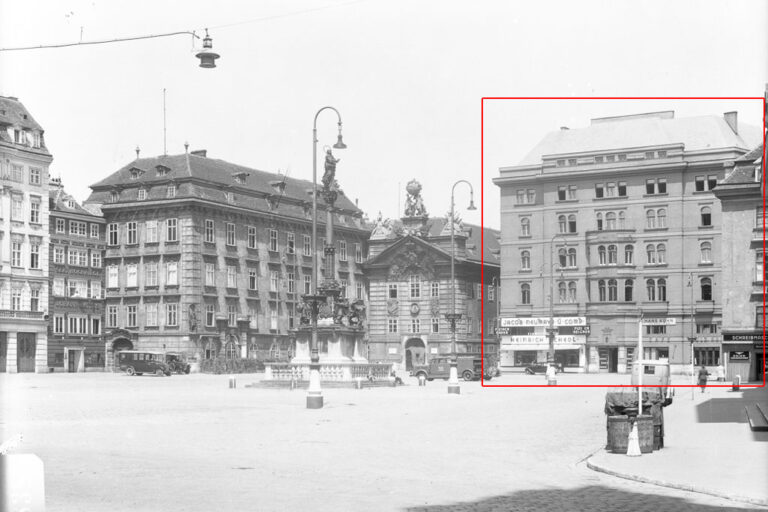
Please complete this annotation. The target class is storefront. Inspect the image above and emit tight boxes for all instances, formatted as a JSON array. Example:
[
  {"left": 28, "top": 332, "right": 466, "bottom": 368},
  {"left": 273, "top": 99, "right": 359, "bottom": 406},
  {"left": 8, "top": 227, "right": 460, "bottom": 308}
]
[
  {"left": 498, "top": 317, "right": 587, "bottom": 372},
  {"left": 722, "top": 333, "right": 765, "bottom": 382}
]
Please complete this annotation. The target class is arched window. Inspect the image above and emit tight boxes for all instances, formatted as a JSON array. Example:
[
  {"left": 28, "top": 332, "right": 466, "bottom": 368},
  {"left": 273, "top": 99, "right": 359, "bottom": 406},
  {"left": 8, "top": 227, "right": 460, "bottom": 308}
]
[
  {"left": 608, "top": 245, "right": 617, "bottom": 264},
  {"left": 658, "top": 278, "right": 667, "bottom": 301},
  {"left": 618, "top": 211, "right": 626, "bottom": 229},
  {"left": 521, "top": 250, "right": 531, "bottom": 270},
  {"left": 598, "top": 245, "right": 607, "bottom": 265},
  {"left": 657, "top": 209, "right": 667, "bottom": 228},
  {"left": 558, "top": 248, "right": 567, "bottom": 268},
  {"left": 521, "top": 283, "right": 531, "bottom": 304},
  {"left": 248, "top": 340, "right": 259, "bottom": 359},
  {"left": 520, "top": 218, "right": 530, "bottom": 236},
  {"left": 646, "top": 209, "right": 656, "bottom": 229},
  {"left": 204, "top": 339, "right": 218, "bottom": 360},
  {"left": 646, "top": 244, "right": 656, "bottom": 264},
  {"left": 225, "top": 341, "right": 238, "bottom": 360},
  {"left": 567, "top": 248, "right": 577, "bottom": 267},
  {"left": 568, "top": 214, "right": 577, "bottom": 233},
  {"left": 701, "top": 277, "right": 712, "bottom": 300},
  {"left": 656, "top": 243, "right": 666, "bottom": 264},
  {"left": 608, "top": 279, "right": 618, "bottom": 301},
  {"left": 558, "top": 282, "right": 567, "bottom": 303},
  {"left": 558, "top": 215, "right": 567, "bottom": 233},
  {"left": 606, "top": 212, "right": 617, "bottom": 230},
  {"left": 598, "top": 280, "right": 607, "bottom": 302},
  {"left": 624, "top": 245, "right": 634, "bottom": 265},
  {"left": 646, "top": 279, "right": 656, "bottom": 301},
  {"left": 700, "top": 242, "right": 712, "bottom": 263},
  {"left": 624, "top": 279, "right": 634, "bottom": 301},
  {"left": 568, "top": 281, "right": 577, "bottom": 302},
  {"left": 596, "top": 212, "right": 603, "bottom": 231},
  {"left": 701, "top": 206, "right": 712, "bottom": 226}
]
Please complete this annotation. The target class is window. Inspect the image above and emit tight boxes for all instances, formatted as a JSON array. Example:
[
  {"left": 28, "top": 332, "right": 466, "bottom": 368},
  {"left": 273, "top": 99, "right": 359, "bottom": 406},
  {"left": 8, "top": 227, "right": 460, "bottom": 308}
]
[
  {"left": 558, "top": 215, "right": 567, "bottom": 233},
  {"left": 70, "top": 221, "right": 87, "bottom": 236},
  {"left": 646, "top": 210, "right": 656, "bottom": 229},
  {"left": 521, "top": 250, "right": 530, "bottom": 270},
  {"left": 126, "top": 306, "right": 137, "bottom": 327},
  {"left": 355, "top": 243, "right": 363, "bottom": 263},
  {"left": 388, "top": 319, "right": 398, "bottom": 333},
  {"left": 249, "top": 270, "right": 258, "bottom": 290},
  {"left": 10, "top": 194, "right": 22, "bottom": 220},
  {"left": 618, "top": 182, "right": 627, "bottom": 197},
  {"left": 90, "top": 224, "right": 99, "bottom": 238},
  {"left": 205, "top": 263, "right": 216, "bottom": 286},
  {"left": 389, "top": 283, "right": 398, "bottom": 298},
  {"left": 270, "top": 270, "right": 279, "bottom": 292},
  {"left": 29, "top": 242, "right": 40, "bottom": 269},
  {"left": 11, "top": 241, "right": 22, "bottom": 267},
  {"left": 598, "top": 245, "right": 607, "bottom": 265},
  {"left": 145, "top": 220, "right": 158, "bottom": 243},
  {"left": 595, "top": 156, "right": 604, "bottom": 164},
  {"left": 646, "top": 179, "right": 655, "bottom": 195},
  {"left": 658, "top": 179, "right": 667, "bottom": 194},
  {"left": 166, "top": 184, "right": 177, "bottom": 198},
  {"left": 90, "top": 281, "right": 101, "bottom": 299},
  {"left": 606, "top": 182, "right": 616, "bottom": 197},
  {"left": 107, "top": 266, "right": 119, "bottom": 288},
  {"left": 206, "top": 304, "right": 215, "bottom": 327},
  {"left": 304, "top": 275, "right": 312, "bottom": 295},
  {"left": 270, "top": 307, "right": 278, "bottom": 330},
  {"left": 606, "top": 279, "right": 617, "bottom": 301},
  {"left": 166, "top": 218, "right": 178, "bottom": 242},
  {"left": 227, "top": 266, "right": 237, "bottom": 288},
  {"left": 431, "top": 282, "right": 440, "bottom": 297},
  {"left": 228, "top": 305, "right": 237, "bottom": 327},
  {"left": 137, "top": 188, "right": 147, "bottom": 201},
  {"left": 28, "top": 166, "right": 41, "bottom": 185},
  {"left": 694, "top": 348, "right": 720, "bottom": 366},
  {"left": 339, "top": 279, "right": 348, "bottom": 298},
  {"left": 520, "top": 218, "right": 530, "bottom": 236},
  {"left": 624, "top": 245, "right": 634, "bottom": 265},
  {"left": 225, "top": 192, "right": 235, "bottom": 204},
  {"left": 700, "top": 277, "right": 712, "bottom": 300},
  {"left": 29, "top": 200, "right": 40, "bottom": 224},
  {"left": 411, "top": 319, "right": 421, "bottom": 333},
  {"left": 145, "top": 303, "right": 158, "bottom": 327},
  {"left": 557, "top": 186, "right": 566, "bottom": 201},
  {"left": 567, "top": 214, "right": 576, "bottom": 233},
  {"left": 696, "top": 323, "right": 719, "bottom": 335},
  {"left": 68, "top": 279, "right": 88, "bottom": 298},
  {"left": 624, "top": 279, "right": 634, "bottom": 301},
  {"left": 225, "top": 223, "right": 235, "bottom": 246},
  {"left": 656, "top": 244, "right": 666, "bottom": 264},
  {"left": 126, "top": 264, "right": 138, "bottom": 288},
  {"left": 56, "top": 218, "right": 65, "bottom": 233},
  {"left": 559, "top": 248, "right": 568, "bottom": 267},
  {"left": 568, "top": 185, "right": 577, "bottom": 199},
  {"left": 646, "top": 325, "right": 667, "bottom": 335},
  {"left": 605, "top": 212, "right": 616, "bottom": 230},
  {"left": 700, "top": 242, "right": 712, "bottom": 263},
  {"left": 707, "top": 175, "right": 717, "bottom": 190},
  {"left": 431, "top": 317, "right": 439, "bottom": 333},
  {"left": 657, "top": 209, "right": 666, "bottom": 228},
  {"left": 756, "top": 207, "right": 765, "bottom": 229},
  {"left": 618, "top": 154, "right": 627, "bottom": 162},
  {"left": 145, "top": 263, "right": 158, "bottom": 287},
  {"left": 287, "top": 233, "right": 295, "bottom": 254},
  {"left": 269, "top": 229, "right": 278, "bottom": 251},
  {"left": 107, "top": 306, "right": 118, "bottom": 328},
  {"left": 598, "top": 280, "right": 607, "bottom": 301},
  {"left": 68, "top": 249, "right": 88, "bottom": 267},
  {"left": 54, "top": 246, "right": 64, "bottom": 264},
  {"left": 166, "top": 262, "right": 178, "bottom": 286},
  {"left": 205, "top": 220, "right": 215, "bottom": 243},
  {"left": 356, "top": 281, "right": 364, "bottom": 299},
  {"left": 287, "top": 272, "right": 295, "bottom": 294},
  {"left": 521, "top": 283, "right": 531, "bottom": 304},
  {"left": 466, "top": 317, "right": 473, "bottom": 334},
  {"left": 756, "top": 252, "right": 764, "bottom": 282},
  {"left": 54, "top": 316, "right": 64, "bottom": 334},
  {"left": 303, "top": 235, "right": 312, "bottom": 256},
  {"left": 127, "top": 222, "right": 137, "bottom": 245},
  {"left": 110, "top": 191, "right": 119, "bottom": 203},
  {"left": 247, "top": 226, "right": 257, "bottom": 249},
  {"left": 488, "top": 284, "right": 495, "bottom": 301},
  {"left": 9, "top": 288, "right": 21, "bottom": 310},
  {"left": 695, "top": 176, "right": 705, "bottom": 192},
  {"left": 595, "top": 183, "right": 604, "bottom": 198},
  {"left": 526, "top": 190, "right": 535, "bottom": 203},
  {"left": 29, "top": 289, "right": 39, "bottom": 311},
  {"left": 166, "top": 303, "right": 178, "bottom": 326},
  {"left": 700, "top": 206, "right": 712, "bottom": 227},
  {"left": 409, "top": 275, "right": 420, "bottom": 298},
  {"left": 596, "top": 212, "right": 603, "bottom": 231},
  {"left": 339, "top": 240, "right": 347, "bottom": 261},
  {"left": 603, "top": 244, "right": 616, "bottom": 264}
]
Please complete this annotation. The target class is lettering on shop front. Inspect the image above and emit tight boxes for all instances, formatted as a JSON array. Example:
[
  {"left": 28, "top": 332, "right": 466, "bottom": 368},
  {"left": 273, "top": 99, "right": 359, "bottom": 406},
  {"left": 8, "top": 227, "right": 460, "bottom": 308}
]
[
  {"left": 502, "top": 335, "right": 582, "bottom": 345},
  {"left": 500, "top": 317, "right": 586, "bottom": 328}
]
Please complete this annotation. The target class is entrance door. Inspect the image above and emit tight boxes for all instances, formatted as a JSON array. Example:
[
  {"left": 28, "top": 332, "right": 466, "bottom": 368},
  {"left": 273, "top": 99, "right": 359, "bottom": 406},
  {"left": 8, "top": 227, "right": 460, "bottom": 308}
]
[
  {"left": 68, "top": 350, "right": 76, "bottom": 373},
  {"left": 598, "top": 348, "right": 619, "bottom": 373},
  {"left": 0, "top": 333, "right": 7, "bottom": 372},
  {"left": 756, "top": 351, "right": 765, "bottom": 382},
  {"left": 17, "top": 333, "right": 36, "bottom": 373},
  {"left": 404, "top": 338, "right": 425, "bottom": 371}
]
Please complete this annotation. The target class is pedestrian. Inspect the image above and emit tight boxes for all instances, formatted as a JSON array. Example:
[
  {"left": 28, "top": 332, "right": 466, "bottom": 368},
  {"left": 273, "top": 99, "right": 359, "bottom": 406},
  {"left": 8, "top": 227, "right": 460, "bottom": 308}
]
[{"left": 698, "top": 365, "right": 710, "bottom": 393}]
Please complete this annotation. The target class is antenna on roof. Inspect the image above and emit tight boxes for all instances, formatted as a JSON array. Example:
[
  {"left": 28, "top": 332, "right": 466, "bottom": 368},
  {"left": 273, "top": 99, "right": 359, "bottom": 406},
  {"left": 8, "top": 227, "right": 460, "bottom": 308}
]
[{"left": 163, "top": 88, "right": 167, "bottom": 156}]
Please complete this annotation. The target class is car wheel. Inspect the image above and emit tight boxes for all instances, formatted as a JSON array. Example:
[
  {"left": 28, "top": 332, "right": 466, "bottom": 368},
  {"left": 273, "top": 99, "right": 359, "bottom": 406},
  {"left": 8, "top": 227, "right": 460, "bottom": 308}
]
[
  {"left": 126, "top": 367, "right": 135, "bottom": 376},
  {"left": 184, "top": 367, "right": 191, "bottom": 374},
  {"left": 462, "top": 370, "right": 474, "bottom": 381},
  {"left": 525, "top": 368, "right": 534, "bottom": 375}
]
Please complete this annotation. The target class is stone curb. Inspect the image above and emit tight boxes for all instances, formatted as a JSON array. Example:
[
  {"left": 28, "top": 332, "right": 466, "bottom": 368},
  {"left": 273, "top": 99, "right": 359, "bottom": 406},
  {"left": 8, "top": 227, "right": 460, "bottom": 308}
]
[{"left": 585, "top": 456, "right": 768, "bottom": 509}]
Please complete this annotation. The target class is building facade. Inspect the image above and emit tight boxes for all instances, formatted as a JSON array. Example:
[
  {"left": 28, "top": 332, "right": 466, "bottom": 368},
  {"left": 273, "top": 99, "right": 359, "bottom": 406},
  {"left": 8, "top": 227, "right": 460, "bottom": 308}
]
[
  {"left": 494, "top": 110, "right": 761, "bottom": 374},
  {"left": 48, "top": 179, "right": 106, "bottom": 372},
  {"left": 86, "top": 149, "right": 369, "bottom": 370},
  {"left": 714, "top": 143, "right": 765, "bottom": 382},
  {"left": 363, "top": 181, "right": 500, "bottom": 372},
  {"left": 0, "top": 96, "right": 52, "bottom": 373}
]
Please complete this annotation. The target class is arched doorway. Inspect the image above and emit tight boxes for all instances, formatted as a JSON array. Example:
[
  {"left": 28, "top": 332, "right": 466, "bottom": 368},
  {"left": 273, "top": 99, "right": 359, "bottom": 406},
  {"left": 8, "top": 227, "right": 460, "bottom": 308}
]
[
  {"left": 112, "top": 338, "right": 133, "bottom": 353},
  {"left": 404, "top": 338, "right": 426, "bottom": 371}
]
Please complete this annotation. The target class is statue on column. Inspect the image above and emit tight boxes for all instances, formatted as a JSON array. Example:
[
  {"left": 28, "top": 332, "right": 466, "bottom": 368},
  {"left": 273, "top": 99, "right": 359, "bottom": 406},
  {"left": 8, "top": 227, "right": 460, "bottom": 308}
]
[{"left": 321, "top": 148, "right": 340, "bottom": 205}]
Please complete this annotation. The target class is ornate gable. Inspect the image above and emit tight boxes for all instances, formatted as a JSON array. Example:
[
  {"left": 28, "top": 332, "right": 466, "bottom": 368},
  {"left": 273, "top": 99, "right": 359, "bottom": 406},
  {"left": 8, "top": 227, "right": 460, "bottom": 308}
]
[{"left": 367, "top": 236, "right": 450, "bottom": 282}]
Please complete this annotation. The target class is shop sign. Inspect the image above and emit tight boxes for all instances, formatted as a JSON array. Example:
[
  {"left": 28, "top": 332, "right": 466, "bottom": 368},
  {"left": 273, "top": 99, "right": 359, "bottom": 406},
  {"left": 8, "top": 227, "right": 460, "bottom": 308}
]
[
  {"left": 572, "top": 325, "right": 591, "bottom": 335},
  {"left": 723, "top": 334, "right": 763, "bottom": 342},
  {"left": 729, "top": 351, "right": 750, "bottom": 361},
  {"left": 502, "top": 335, "right": 582, "bottom": 345},
  {"left": 642, "top": 318, "right": 676, "bottom": 325},
  {"left": 500, "top": 317, "right": 586, "bottom": 327},
  {"left": 755, "top": 344, "right": 766, "bottom": 350}
]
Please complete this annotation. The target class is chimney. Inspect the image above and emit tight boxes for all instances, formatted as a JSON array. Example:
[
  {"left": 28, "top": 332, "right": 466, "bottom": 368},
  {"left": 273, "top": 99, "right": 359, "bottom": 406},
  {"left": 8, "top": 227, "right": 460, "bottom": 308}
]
[
  {"left": 560, "top": 126, "right": 569, "bottom": 130},
  {"left": 724, "top": 112, "right": 738, "bottom": 134},
  {"left": 190, "top": 149, "right": 207, "bottom": 157}
]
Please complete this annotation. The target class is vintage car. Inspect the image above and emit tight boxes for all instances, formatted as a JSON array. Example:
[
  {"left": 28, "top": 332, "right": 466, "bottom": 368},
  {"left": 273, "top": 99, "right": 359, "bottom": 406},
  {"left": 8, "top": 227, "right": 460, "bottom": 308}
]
[
  {"left": 524, "top": 362, "right": 564, "bottom": 375},
  {"left": 165, "top": 353, "right": 191, "bottom": 374},
  {"left": 117, "top": 350, "right": 172, "bottom": 376},
  {"left": 410, "top": 356, "right": 492, "bottom": 382}
]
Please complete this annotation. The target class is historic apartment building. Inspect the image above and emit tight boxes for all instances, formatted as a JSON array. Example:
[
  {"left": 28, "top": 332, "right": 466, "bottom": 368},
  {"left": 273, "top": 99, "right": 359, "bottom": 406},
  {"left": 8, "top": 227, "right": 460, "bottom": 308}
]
[
  {"left": 364, "top": 181, "right": 500, "bottom": 372},
  {"left": 0, "top": 96, "right": 52, "bottom": 373},
  {"left": 85, "top": 149, "right": 369, "bottom": 369},
  {"left": 714, "top": 143, "right": 765, "bottom": 382},
  {"left": 494, "top": 110, "right": 761, "bottom": 374},
  {"left": 48, "top": 179, "right": 106, "bottom": 372}
]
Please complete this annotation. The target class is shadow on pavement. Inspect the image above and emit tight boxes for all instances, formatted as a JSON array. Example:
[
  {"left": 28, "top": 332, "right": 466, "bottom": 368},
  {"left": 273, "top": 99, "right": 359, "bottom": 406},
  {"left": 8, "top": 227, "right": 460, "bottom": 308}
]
[
  {"left": 695, "top": 387, "right": 768, "bottom": 442},
  {"left": 403, "top": 485, "right": 764, "bottom": 511}
]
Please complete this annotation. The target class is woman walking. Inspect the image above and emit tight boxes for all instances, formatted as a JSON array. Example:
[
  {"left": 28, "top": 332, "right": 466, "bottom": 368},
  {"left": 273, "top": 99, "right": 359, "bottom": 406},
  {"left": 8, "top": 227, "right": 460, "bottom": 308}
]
[{"left": 697, "top": 365, "right": 710, "bottom": 393}]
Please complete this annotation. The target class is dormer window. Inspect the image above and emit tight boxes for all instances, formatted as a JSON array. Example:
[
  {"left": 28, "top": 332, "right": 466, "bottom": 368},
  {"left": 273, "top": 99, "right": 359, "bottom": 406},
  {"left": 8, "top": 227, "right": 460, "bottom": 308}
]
[
  {"left": 138, "top": 188, "right": 147, "bottom": 200},
  {"left": 756, "top": 165, "right": 762, "bottom": 183},
  {"left": 67, "top": 199, "right": 76, "bottom": 209},
  {"left": 32, "top": 132, "right": 41, "bottom": 148},
  {"left": 110, "top": 191, "right": 119, "bottom": 203},
  {"left": 156, "top": 165, "right": 170, "bottom": 177},
  {"left": 166, "top": 184, "right": 177, "bottom": 198},
  {"left": 13, "top": 129, "right": 25, "bottom": 144},
  {"left": 265, "top": 196, "right": 277, "bottom": 211},
  {"left": 233, "top": 172, "right": 249, "bottom": 185},
  {"left": 129, "top": 167, "right": 145, "bottom": 180},
  {"left": 225, "top": 192, "right": 235, "bottom": 204}
]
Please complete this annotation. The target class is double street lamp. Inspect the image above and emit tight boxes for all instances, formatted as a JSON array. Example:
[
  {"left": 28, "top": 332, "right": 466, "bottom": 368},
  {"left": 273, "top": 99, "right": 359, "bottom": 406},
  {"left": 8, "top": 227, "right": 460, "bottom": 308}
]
[{"left": 446, "top": 180, "right": 477, "bottom": 395}]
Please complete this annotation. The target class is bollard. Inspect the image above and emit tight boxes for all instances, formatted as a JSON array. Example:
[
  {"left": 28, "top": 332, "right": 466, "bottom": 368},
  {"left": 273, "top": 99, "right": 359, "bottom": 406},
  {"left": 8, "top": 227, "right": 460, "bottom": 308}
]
[
  {"left": 418, "top": 375, "right": 426, "bottom": 387},
  {"left": 732, "top": 375, "right": 740, "bottom": 391},
  {"left": 355, "top": 377, "right": 363, "bottom": 390},
  {"left": 290, "top": 378, "right": 297, "bottom": 391},
  {"left": 547, "top": 378, "right": 557, "bottom": 386},
  {"left": 229, "top": 376, "right": 236, "bottom": 389}
]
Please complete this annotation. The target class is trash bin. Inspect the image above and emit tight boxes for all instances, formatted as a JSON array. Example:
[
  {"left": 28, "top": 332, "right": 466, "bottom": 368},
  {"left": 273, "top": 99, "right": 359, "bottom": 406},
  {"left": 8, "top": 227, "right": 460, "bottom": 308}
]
[
  {"left": 606, "top": 388, "right": 667, "bottom": 453},
  {"left": 607, "top": 415, "right": 630, "bottom": 452}
]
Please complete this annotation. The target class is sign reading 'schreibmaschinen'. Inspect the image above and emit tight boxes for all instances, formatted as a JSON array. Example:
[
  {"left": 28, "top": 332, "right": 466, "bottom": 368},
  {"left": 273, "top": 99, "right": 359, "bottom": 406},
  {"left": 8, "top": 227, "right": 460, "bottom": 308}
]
[{"left": 500, "top": 317, "right": 586, "bottom": 327}]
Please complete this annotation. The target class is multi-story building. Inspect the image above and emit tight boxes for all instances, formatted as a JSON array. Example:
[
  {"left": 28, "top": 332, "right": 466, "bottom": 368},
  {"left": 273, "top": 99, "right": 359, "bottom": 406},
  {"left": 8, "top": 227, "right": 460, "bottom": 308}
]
[
  {"left": 0, "top": 96, "right": 52, "bottom": 373},
  {"left": 85, "top": 149, "right": 369, "bottom": 370},
  {"left": 494, "top": 110, "right": 761, "bottom": 374},
  {"left": 48, "top": 178, "right": 106, "bottom": 372},
  {"left": 714, "top": 143, "right": 765, "bottom": 382},
  {"left": 364, "top": 181, "right": 500, "bottom": 372}
]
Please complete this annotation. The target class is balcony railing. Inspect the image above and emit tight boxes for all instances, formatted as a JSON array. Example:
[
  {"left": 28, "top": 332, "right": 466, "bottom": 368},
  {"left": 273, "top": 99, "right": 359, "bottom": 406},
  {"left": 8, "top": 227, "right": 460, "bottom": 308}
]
[{"left": 0, "top": 310, "right": 44, "bottom": 319}]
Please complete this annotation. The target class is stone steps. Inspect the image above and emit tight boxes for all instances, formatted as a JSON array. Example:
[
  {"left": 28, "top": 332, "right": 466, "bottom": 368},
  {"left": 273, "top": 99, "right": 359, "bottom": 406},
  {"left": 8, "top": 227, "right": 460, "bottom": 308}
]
[{"left": 745, "top": 403, "right": 768, "bottom": 432}]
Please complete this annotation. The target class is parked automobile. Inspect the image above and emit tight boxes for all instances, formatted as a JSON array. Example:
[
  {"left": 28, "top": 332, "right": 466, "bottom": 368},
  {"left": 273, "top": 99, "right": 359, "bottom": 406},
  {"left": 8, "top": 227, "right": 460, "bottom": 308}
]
[
  {"left": 410, "top": 356, "right": 491, "bottom": 382},
  {"left": 165, "top": 353, "right": 191, "bottom": 374},
  {"left": 117, "top": 350, "right": 172, "bottom": 376},
  {"left": 524, "top": 362, "right": 564, "bottom": 375}
]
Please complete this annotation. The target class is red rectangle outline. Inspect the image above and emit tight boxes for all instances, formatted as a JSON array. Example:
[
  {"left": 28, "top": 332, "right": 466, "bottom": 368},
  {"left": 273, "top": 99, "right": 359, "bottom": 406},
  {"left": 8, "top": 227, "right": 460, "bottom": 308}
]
[{"left": 480, "top": 96, "right": 767, "bottom": 388}]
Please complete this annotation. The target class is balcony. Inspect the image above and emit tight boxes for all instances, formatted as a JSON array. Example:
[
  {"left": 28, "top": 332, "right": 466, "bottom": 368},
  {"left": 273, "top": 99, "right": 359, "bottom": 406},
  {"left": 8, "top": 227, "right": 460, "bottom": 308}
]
[{"left": 0, "top": 310, "right": 44, "bottom": 319}]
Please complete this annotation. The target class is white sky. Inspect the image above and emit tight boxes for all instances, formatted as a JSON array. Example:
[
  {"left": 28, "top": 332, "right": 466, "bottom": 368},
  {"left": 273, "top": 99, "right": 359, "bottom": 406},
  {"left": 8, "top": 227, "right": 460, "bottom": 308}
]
[{"left": 1, "top": 0, "right": 766, "bottom": 230}]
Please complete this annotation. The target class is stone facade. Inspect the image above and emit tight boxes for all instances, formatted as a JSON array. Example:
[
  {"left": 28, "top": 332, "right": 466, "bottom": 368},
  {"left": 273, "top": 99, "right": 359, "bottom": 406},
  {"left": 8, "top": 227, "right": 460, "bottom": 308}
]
[{"left": 0, "top": 96, "right": 52, "bottom": 373}]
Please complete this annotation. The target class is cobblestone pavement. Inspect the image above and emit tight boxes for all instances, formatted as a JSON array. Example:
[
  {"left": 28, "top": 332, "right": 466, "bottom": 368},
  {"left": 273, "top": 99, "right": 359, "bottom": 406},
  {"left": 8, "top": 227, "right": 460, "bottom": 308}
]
[{"left": 1, "top": 373, "right": 764, "bottom": 512}]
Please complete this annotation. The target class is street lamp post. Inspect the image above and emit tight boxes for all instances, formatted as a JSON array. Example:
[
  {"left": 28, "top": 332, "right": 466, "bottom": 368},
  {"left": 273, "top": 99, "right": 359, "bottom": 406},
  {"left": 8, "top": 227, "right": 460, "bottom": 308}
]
[
  {"left": 446, "top": 180, "right": 477, "bottom": 395},
  {"left": 306, "top": 106, "right": 347, "bottom": 410},
  {"left": 547, "top": 234, "right": 568, "bottom": 383},
  {"left": 687, "top": 272, "right": 696, "bottom": 400}
]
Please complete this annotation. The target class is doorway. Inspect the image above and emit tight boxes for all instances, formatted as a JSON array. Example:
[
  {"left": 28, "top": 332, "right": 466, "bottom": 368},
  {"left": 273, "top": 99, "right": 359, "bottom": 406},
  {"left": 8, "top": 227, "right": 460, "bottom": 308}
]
[
  {"left": 599, "top": 347, "right": 619, "bottom": 373},
  {"left": 0, "top": 333, "right": 6, "bottom": 372},
  {"left": 756, "top": 351, "right": 765, "bottom": 382},
  {"left": 17, "top": 333, "right": 36, "bottom": 372},
  {"left": 404, "top": 338, "right": 425, "bottom": 371}
]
